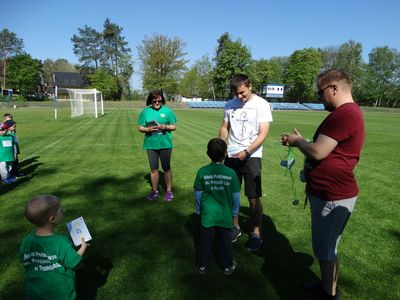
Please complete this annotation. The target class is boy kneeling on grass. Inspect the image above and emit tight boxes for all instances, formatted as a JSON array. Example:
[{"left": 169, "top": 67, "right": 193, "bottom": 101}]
[
  {"left": 194, "top": 138, "right": 240, "bottom": 275},
  {"left": 19, "top": 195, "right": 88, "bottom": 300}
]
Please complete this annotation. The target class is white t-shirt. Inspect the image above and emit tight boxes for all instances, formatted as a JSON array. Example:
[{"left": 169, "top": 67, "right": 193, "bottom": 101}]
[{"left": 223, "top": 94, "right": 273, "bottom": 158}]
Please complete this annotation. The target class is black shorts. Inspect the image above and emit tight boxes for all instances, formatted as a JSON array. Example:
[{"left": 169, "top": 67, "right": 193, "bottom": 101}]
[
  {"left": 146, "top": 148, "right": 172, "bottom": 171},
  {"left": 224, "top": 157, "right": 262, "bottom": 198}
]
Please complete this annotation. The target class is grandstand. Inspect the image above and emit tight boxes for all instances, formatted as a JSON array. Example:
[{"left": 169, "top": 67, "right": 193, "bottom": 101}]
[
  {"left": 270, "top": 103, "right": 308, "bottom": 110},
  {"left": 302, "top": 103, "right": 325, "bottom": 111},
  {"left": 186, "top": 101, "right": 325, "bottom": 111},
  {"left": 187, "top": 101, "right": 227, "bottom": 108}
]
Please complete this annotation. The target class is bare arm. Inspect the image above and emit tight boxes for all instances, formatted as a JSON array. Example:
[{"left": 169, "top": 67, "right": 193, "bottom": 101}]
[
  {"left": 77, "top": 238, "right": 88, "bottom": 256},
  {"left": 247, "top": 122, "right": 270, "bottom": 154},
  {"left": 138, "top": 125, "right": 158, "bottom": 133},
  {"left": 158, "top": 123, "right": 176, "bottom": 131},
  {"left": 219, "top": 120, "right": 230, "bottom": 141},
  {"left": 234, "top": 122, "right": 270, "bottom": 160},
  {"left": 281, "top": 129, "right": 338, "bottom": 161}
]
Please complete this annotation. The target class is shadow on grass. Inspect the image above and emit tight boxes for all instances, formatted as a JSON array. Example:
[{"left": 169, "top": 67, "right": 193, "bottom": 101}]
[
  {"left": 76, "top": 254, "right": 113, "bottom": 300},
  {"left": 144, "top": 170, "right": 167, "bottom": 192},
  {"left": 184, "top": 207, "right": 318, "bottom": 299},
  {"left": 0, "top": 156, "right": 41, "bottom": 196},
  {"left": 2, "top": 169, "right": 317, "bottom": 299},
  {"left": 240, "top": 207, "right": 319, "bottom": 300}
]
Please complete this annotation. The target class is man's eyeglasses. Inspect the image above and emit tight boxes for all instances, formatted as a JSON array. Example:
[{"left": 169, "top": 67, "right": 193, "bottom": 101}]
[
  {"left": 152, "top": 100, "right": 162, "bottom": 104},
  {"left": 317, "top": 85, "right": 333, "bottom": 100}
]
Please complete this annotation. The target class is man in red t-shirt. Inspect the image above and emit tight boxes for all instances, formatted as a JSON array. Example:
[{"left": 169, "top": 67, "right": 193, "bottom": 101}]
[{"left": 281, "top": 69, "right": 365, "bottom": 300}]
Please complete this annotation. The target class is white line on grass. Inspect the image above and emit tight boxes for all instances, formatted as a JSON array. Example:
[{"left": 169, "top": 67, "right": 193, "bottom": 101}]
[{"left": 22, "top": 118, "right": 97, "bottom": 162}]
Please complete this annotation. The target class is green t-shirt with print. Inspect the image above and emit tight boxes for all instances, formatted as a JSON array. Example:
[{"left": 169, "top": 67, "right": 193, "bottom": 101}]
[
  {"left": 0, "top": 133, "right": 15, "bottom": 162},
  {"left": 19, "top": 232, "right": 82, "bottom": 300},
  {"left": 194, "top": 163, "right": 241, "bottom": 228},
  {"left": 137, "top": 105, "right": 177, "bottom": 150}
]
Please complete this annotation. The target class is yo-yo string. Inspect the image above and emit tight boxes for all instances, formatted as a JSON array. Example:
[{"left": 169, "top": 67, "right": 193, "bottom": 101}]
[{"left": 281, "top": 146, "right": 298, "bottom": 205}]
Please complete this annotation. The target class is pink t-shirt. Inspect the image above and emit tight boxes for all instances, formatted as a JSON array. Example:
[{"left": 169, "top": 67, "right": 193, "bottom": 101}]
[{"left": 305, "top": 103, "right": 365, "bottom": 200}]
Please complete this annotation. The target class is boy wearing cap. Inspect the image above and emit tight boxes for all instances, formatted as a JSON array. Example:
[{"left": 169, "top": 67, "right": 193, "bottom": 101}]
[
  {"left": 0, "top": 119, "right": 17, "bottom": 184},
  {"left": 2, "top": 113, "right": 23, "bottom": 177}
]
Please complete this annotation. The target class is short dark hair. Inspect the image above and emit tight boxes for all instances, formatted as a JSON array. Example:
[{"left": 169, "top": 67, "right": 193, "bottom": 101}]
[
  {"left": 146, "top": 90, "right": 166, "bottom": 106},
  {"left": 3, "top": 113, "right": 12, "bottom": 119},
  {"left": 207, "top": 138, "right": 227, "bottom": 162},
  {"left": 231, "top": 74, "right": 251, "bottom": 90},
  {"left": 317, "top": 69, "right": 351, "bottom": 88},
  {"left": 25, "top": 195, "right": 61, "bottom": 227}
]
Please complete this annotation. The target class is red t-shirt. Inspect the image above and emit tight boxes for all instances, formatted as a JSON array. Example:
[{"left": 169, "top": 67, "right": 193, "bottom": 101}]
[{"left": 305, "top": 103, "right": 365, "bottom": 200}]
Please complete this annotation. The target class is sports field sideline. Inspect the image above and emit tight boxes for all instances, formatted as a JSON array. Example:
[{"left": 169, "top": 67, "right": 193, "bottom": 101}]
[{"left": 0, "top": 104, "right": 399, "bottom": 299}]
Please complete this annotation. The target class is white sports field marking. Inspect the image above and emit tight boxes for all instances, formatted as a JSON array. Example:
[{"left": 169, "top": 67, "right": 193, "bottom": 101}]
[
  {"left": 22, "top": 118, "right": 97, "bottom": 161},
  {"left": 40, "top": 143, "right": 140, "bottom": 148}
]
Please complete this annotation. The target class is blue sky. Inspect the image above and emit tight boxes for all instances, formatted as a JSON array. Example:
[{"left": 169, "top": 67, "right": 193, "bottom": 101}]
[{"left": 2, "top": 0, "right": 400, "bottom": 90}]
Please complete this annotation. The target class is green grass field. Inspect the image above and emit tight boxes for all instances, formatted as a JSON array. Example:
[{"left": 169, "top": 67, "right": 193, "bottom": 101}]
[{"left": 0, "top": 104, "right": 399, "bottom": 299}]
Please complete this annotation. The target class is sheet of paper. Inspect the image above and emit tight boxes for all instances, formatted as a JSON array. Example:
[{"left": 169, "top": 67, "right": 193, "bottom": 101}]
[
  {"left": 227, "top": 144, "right": 245, "bottom": 157},
  {"left": 66, "top": 216, "right": 92, "bottom": 246}
]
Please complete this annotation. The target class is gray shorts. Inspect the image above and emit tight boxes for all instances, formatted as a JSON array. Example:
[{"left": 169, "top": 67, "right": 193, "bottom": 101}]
[{"left": 309, "top": 194, "right": 357, "bottom": 262}]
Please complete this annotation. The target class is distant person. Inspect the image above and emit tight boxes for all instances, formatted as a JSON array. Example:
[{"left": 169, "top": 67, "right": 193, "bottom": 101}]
[
  {"left": 138, "top": 90, "right": 177, "bottom": 201},
  {"left": 0, "top": 119, "right": 17, "bottom": 184},
  {"left": 219, "top": 74, "right": 273, "bottom": 251},
  {"left": 194, "top": 138, "right": 240, "bottom": 275},
  {"left": 2, "top": 113, "right": 23, "bottom": 177},
  {"left": 280, "top": 69, "right": 365, "bottom": 300},
  {"left": 19, "top": 195, "right": 88, "bottom": 300}
]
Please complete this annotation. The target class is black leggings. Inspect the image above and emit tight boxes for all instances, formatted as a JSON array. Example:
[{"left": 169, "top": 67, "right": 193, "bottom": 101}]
[{"left": 146, "top": 148, "right": 172, "bottom": 171}]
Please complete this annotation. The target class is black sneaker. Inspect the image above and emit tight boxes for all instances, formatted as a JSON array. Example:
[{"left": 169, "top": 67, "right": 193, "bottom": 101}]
[
  {"left": 196, "top": 265, "right": 207, "bottom": 274},
  {"left": 223, "top": 260, "right": 237, "bottom": 275},
  {"left": 245, "top": 235, "right": 262, "bottom": 251},
  {"left": 231, "top": 226, "right": 242, "bottom": 242}
]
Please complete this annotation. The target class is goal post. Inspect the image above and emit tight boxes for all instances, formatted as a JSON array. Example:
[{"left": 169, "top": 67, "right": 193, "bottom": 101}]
[{"left": 66, "top": 88, "right": 104, "bottom": 118}]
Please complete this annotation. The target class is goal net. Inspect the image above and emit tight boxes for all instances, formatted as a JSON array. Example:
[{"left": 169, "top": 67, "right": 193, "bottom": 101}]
[{"left": 66, "top": 89, "right": 104, "bottom": 118}]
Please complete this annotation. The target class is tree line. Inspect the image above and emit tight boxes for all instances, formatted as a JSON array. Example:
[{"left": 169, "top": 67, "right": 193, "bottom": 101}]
[{"left": 1, "top": 22, "right": 399, "bottom": 107}]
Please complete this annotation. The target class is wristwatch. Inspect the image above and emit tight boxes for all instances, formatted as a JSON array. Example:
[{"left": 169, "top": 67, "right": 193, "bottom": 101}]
[{"left": 244, "top": 149, "right": 251, "bottom": 159}]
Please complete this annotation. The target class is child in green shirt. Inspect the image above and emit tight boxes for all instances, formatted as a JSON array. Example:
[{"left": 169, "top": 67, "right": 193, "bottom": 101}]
[
  {"left": 0, "top": 119, "right": 16, "bottom": 184},
  {"left": 193, "top": 138, "right": 240, "bottom": 275},
  {"left": 19, "top": 195, "right": 88, "bottom": 300}
]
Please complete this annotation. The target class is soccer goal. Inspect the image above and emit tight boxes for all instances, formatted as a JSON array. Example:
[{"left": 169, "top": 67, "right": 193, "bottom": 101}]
[{"left": 66, "top": 89, "right": 104, "bottom": 118}]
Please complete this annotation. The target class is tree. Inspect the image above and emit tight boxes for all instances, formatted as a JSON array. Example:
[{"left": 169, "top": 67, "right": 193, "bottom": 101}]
[
  {"left": 102, "top": 19, "right": 131, "bottom": 77},
  {"left": 71, "top": 25, "right": 103, "bottom": 69},
  {"left": 336, "top": 40, "right": 363, "bottom": 82},
  {"left": 0, "top": 29, "right": 24, "bottom": 89},
  {"left": 138, "top": 33, "right": 188, "bottom": 94},
  {"left": 117, "top": 53, "right": 134, "bottom": 100},
  {"left": 361, "top": 47, "right": 400, "bottom": 107},
  {"left": 179, "top": 55, "right": 214, "bottom": 99},
  {"left": 89, "top": 69, "right": 121, "bottom": 100},
  {"left": 41, "top": 59, "right": 77, "bottom": 86},
  {"left": 7, "top": 54, "right": 41, "bottom": 94},
  {"left": 249, "top": 57, "right": 287, "bottom": 94},
  {"left": 71, "top": 19, "right": 133, "bottom": 100},
  {"left": 213, "top": 33, "right": 252, "bottom": 99},
  {"left": 319, "top": 46, "right": 339, "bottom": 70},
  {"left": 284, "top": 48, "right": 322, "bottom": 102}
]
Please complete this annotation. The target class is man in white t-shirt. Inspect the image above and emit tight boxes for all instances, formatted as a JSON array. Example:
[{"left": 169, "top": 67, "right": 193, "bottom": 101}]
[{"left": 219, "top": 74, "right": 273, "bottom": 251}]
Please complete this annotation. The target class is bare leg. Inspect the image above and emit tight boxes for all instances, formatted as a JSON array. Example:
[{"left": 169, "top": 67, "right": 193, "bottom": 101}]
[
  {"left": 233, "top": 215, "right": 240, "bottom": 228},
  {"left": 249, "top": 198, "right": 263, "bottom": 236},
  {"left": 150, "top": 169, "right": 159, "bottom": 191},
  {"left": 319, "top": 258, "right": 339, "bottom": 296},
  {"left": 164, "top": 169, "right": 173, "bottom": 192}
]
